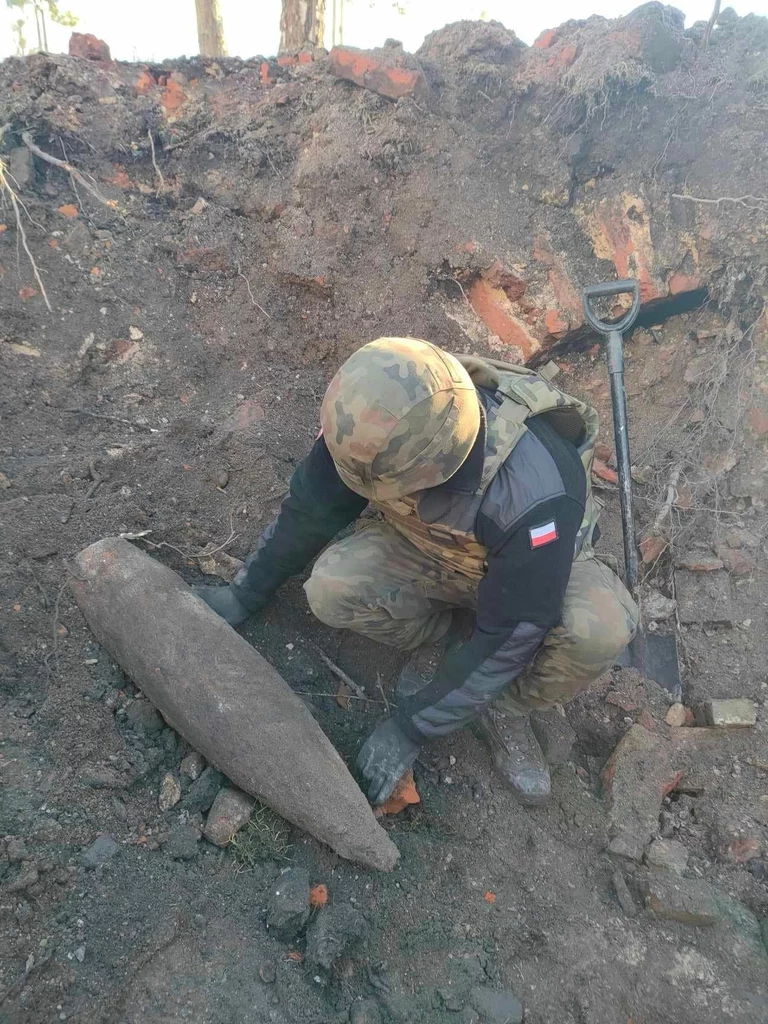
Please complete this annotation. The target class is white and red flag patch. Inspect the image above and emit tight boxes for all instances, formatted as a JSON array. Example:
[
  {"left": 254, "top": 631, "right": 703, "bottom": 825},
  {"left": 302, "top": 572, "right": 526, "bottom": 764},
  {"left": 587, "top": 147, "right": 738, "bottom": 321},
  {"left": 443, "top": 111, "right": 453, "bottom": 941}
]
[{"left": 529, "top": 520, "right": 558, "bottom": 549}]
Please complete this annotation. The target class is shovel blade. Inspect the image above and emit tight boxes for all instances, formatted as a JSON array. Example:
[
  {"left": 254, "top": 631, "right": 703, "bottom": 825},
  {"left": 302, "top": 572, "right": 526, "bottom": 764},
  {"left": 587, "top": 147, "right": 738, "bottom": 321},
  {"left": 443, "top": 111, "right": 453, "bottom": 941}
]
[{"left": 615, "top": 631, "right": 682, "bottom": 701}]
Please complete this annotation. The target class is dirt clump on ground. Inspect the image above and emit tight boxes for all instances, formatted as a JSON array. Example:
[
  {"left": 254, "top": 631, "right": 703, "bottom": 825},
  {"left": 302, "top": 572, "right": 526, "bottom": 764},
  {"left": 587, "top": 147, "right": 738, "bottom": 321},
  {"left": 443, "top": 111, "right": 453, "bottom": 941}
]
[{"left": 1, "top": 5, "right": 767, "bottom": 1022}]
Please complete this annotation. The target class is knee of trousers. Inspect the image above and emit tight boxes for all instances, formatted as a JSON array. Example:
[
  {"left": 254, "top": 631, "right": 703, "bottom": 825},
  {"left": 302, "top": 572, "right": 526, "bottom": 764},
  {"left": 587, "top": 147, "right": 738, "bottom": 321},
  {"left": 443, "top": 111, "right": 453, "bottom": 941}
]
[
  {"left": 303, "top": 556, "right": 378, "bottom": 630},
  {"left": 570, "top": 591, "right": 638, "bottom": 667}
]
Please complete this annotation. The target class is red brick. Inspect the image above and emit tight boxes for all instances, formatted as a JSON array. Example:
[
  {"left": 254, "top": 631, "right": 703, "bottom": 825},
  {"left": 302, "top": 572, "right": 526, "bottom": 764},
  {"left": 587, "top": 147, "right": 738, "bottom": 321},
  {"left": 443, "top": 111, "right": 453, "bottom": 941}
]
[
  {"left": 592, "top": 458, "right": 618, "bottom": 485},
  {"left": 329, "top": 46, "right": 429, "bottom": 102},
  {"left": 717, "top": 835, "right": 761, "bottom": 864},
  {"left": 69, "top": 32, "right": 111, "bottom": 62},
  {"left": 298, "top": 51, "right": 313, "bottom": 65},
  {"left": 221, "top": 400, "right": 265, "bottom": 433},
  {"left": 639, "top": 535, "right": 667, "bottom": 565},
  {"left": 558, "top": 44, "right": 578, "bottom": 67},
  {"left": 668, "top": 270, "right": 702, "bottom": 295},
  {"left": 544, "top": 308, "right": 569, "bottom": 337},
  {"left": 277, "top": 54, "right": 298, "bottom": 66},
  {"left": 533, "top": 28, "right": 557, "bottom": 49},
  {"left": 467, "top": 278, "right": 539, "bottom": 361},
  {"left": 161, "top": 78, "right": 187, "bottom": 115},
  {"left": 136, "top": 70, "right": 156, "bottom": 94},
  {"left": 260, "top": 62, "right": 275, "bottom": 86},
  {"left": 748, "top": 407, "right": 768, "bottom": 437}
]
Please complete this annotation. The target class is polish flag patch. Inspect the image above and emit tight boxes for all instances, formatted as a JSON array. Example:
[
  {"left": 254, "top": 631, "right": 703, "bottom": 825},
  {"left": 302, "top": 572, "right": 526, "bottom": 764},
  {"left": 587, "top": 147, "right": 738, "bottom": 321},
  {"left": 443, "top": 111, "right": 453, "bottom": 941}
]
[{"left": 529, "top": 520, "right": 558, "bottom": 549}]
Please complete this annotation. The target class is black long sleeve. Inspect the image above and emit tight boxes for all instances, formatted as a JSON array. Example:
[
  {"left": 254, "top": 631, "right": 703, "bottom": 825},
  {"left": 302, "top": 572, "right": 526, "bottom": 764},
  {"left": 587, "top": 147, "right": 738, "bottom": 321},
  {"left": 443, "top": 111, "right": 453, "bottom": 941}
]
[
  {"left": 231, "top": 436, "right": 367, "bottom": 609},
  {"left": 396, "top": 491, "right": 584, "bottom": 741}
]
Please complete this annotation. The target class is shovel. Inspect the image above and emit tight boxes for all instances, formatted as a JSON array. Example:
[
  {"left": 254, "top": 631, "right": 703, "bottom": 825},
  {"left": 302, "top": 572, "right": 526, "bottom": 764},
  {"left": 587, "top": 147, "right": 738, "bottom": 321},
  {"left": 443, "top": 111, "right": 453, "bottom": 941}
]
[{"left": 583, "top": 279, "right": 682, "bottom": 701}]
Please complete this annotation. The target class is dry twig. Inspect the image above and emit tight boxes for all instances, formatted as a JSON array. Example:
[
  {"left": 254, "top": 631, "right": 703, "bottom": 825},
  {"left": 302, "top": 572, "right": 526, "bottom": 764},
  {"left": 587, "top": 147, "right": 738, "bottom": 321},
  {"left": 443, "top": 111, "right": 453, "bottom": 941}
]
[
  {"left": 21, "top": 131, "right": 113, "bottom": 210},
  {"left": 316, "top": 650, "right": 366, "bottom": 699},
  {"left": 63, "top": 407, "right": 158, "bottom": 432},
  {"left": 376, "top": 672, "right": 391, "bottom": 715}
]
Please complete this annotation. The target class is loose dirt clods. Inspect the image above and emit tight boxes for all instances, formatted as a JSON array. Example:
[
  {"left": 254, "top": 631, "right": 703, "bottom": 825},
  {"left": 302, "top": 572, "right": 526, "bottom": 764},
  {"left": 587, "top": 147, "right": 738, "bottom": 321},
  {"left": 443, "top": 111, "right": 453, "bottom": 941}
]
[{"left": 1, "top": 6, "right": 767, "bottom": 1022}]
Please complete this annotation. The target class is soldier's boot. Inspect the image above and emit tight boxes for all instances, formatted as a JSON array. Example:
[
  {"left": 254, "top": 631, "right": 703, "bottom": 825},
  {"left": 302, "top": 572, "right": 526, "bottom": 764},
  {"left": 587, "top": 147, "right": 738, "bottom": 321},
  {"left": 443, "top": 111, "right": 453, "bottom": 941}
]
[
  {"left": 475, "top": 708, "right": 551, "bottom": 807},
  {"left": 396, "top": 629, "right": 452, "bottom": 699}
]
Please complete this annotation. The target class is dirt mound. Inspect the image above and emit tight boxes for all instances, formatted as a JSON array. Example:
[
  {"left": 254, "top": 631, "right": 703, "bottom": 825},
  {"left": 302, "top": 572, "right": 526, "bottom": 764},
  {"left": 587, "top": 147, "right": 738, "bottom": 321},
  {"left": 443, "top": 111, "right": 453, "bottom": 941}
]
[{"left": 1, "top": 6, "right": 767, "bottom": 1023}]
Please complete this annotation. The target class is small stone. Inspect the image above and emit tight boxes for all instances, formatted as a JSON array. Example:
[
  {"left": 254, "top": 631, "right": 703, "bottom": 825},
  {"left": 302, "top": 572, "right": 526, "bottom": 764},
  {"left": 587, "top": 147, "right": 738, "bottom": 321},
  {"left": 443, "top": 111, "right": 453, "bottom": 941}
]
[
  {"left": 645, "top": 838, "right": 688, "bottom": 876},
  {"left": 9, "top": 147, "right": 33, "bottom": 188},
  {"left": 306, "top": 904, "right": 369, "bottom": 969},
  {"left": 180, "top": 767, "right": 223, "bottom": 814},
  {"left": 81, "top": 835, "right": 119, "bottom": 869},
  {"left": 7, "top": 838, "right": 28, "bottom": 863},
  {"left": 129, "top": 326, "right": 144, "bottom": 341},
  {"left": 349, "top": 999, "right": 382, "bottom": 1024},
  {"left": 216, "top": 469, "right": 230, "bottom": 489},
  {"left": 165, "top": 825, "right": 200, "bottom": 861},
  {"left": 159, "top": 773, "right": 182, "bottom": 812},
  {"left": 8, "top": 861, "right": 39, "bottom": 893},
  {"left": 203, "top": 786, "right": 254, "bottom": 846},
  {"left": 641, "top": 874, "right": 718, "bottom": 926},
  {"left": 0, "top": 472, "right": 10, "bottom": 489},
  {"left": 643, "top": 590, "right": 677, "bottom": 623},
  {"left": 529, "top": 708, "right": 576, "bottom": 764},
  {"left": 266, "top": 867, "right": 310, "bottom": 941},
  {"left": 258, "top": 961, "right": 277, "bottom": 984},
  {"left": 717, "top": 545, "right": 757, "bottom": 576},
  {"left": 665, "top": 703, "right": 687, "bottom": 727},
  {"left": 180, "top": 751, "right": 206, "bottom": 780},
  {"left": 110, "top": 797, "right": 128, "bottom": 821},
  {"left": 125, "top": 699, "right": 164, "bottom": 736},
  {"left": 675, "top": 554, "right": 724, "bottom": 572},
  {"left": 747, "top": 859, "right": 768, "bottom": 881},
  {"left": 717, "top": 834, "right": 761, "bottom": 864},
  {"left": 705, "top": 699, "right": 757, "bottom": 728},
  {"left": 469, "top": 986, "right": 523, "bottom": 1024},
  {"left": 612, "top": 869, "right": 638, "bottom": 918},
  {"left": 74, "top": 945, "right": 86, "bottom": 963},
  {"left": 15, "top": 900, "right": 33, "bottom": 925}
]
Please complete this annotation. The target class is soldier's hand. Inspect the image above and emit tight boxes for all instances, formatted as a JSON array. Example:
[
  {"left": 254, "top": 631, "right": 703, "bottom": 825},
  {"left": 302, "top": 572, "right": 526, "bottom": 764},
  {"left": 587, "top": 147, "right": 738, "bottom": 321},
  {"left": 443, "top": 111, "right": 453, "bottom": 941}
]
[
  {"left": 357, "top": 718, "right": 420, "bottom": 806},
  {"left": 193, "top": 585, "right": 250, "bottom": 627}
]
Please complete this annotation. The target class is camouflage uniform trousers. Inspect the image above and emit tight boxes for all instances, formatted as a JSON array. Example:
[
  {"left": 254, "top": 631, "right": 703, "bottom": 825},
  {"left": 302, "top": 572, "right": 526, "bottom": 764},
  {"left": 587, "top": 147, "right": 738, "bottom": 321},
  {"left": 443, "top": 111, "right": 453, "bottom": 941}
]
[{"left": 304, "top": 522, "right": 639, "bottom": 715}]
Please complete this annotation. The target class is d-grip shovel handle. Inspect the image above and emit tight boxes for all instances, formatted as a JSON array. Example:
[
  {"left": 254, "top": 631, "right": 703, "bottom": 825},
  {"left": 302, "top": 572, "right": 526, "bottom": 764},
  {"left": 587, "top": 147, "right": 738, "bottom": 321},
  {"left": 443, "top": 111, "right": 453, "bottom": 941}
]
[{"left": 582, "top": 279, "right": 641, "bottom": 336}]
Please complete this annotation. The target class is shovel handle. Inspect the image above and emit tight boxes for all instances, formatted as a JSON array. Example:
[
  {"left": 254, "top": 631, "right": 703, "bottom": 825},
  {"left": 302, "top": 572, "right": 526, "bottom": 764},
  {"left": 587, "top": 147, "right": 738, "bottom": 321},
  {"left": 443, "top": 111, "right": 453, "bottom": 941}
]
[{"left": 583, "top": 280, "right": 641, "bottom": 336}]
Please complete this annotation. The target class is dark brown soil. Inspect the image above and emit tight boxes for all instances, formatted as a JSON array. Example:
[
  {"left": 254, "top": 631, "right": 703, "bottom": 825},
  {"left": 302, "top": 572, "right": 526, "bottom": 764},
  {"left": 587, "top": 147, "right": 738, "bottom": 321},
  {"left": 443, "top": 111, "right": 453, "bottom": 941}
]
[{"left": 1, "top": 8, "right": 767, "bottom": 1023}]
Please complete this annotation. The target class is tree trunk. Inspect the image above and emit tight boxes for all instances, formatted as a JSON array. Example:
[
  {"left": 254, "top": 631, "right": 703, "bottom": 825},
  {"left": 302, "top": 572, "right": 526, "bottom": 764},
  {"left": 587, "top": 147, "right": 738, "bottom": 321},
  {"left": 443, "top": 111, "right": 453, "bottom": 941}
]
[
  {"left": 195, "top": 0, "right": 227, "bottom": 57},
  {"left": 280, "top": 0, "right": 326, "bottom": 53}
]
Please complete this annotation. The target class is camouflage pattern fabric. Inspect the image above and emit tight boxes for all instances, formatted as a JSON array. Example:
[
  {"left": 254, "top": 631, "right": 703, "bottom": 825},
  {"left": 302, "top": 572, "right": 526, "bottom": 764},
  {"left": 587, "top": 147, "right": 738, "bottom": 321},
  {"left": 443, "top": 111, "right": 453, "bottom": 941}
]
[
  {"left": 320, "top": 338, "right": 481, "bottom": 502},
  {"left": 371, "top": 354, "right": 602, "bottom": 581},
  {"left": 304, "top": 523, "right": 639, "bottom": 712}
]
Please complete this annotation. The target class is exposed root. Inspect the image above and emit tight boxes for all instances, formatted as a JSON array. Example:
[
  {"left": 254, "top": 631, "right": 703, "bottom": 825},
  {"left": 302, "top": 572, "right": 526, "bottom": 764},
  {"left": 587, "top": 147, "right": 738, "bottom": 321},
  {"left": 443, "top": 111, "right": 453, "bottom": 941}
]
[
  {"left": 236, "top": 262, "right": 272, "bottom": 320},
  {"left": 21, "top": 131, "right": 114, "bottom": 210},
  {"left": 672, "top": 192, "right": 768, "bottom": 213},
  {"left": 147, "top": 129, "right": 165, "bottom": 196},
  {"left": 0, "top": 150, "right": 53, "bottom": 312}
]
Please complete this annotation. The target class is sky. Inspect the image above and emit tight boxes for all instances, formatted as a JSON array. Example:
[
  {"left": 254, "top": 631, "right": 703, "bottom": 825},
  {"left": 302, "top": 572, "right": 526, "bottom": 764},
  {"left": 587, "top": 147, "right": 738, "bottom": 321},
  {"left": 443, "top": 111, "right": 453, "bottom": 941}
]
[{"left": 1, "top": 0, "right": 766, "bottom": 62}]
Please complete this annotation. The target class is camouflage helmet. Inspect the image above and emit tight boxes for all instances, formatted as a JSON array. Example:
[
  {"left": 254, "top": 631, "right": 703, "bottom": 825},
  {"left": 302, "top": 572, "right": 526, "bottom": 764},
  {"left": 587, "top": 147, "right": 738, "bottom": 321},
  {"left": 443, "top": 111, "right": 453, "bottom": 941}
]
[{"left": 320, "top": 337, "right": 481, "bottom": 501}]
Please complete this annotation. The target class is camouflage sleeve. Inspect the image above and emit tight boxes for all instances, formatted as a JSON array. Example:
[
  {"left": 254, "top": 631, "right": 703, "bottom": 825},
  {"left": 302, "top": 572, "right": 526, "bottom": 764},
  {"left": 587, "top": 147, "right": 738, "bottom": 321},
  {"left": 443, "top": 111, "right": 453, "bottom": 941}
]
[
  {"left": 230, "top": 436, "right": 367, "bottom": 609},
  {"left": 396, "top": 493, "right": 583, "bottom": 742}
]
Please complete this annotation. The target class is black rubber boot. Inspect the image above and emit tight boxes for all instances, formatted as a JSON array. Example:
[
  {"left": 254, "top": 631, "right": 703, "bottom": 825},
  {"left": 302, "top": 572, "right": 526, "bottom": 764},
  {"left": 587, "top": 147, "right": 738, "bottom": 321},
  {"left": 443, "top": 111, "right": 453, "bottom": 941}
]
[{"left": 475, "top": 708, "right": 551, "bottom": 807}]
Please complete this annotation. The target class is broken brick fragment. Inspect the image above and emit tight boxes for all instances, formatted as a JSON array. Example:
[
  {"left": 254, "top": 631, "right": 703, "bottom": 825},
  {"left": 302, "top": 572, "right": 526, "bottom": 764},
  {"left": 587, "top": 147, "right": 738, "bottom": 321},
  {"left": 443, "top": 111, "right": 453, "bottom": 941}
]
[
  {"left": 69, "top": 32, "right": 111, "bottom": 62},
  {"left": 533, "top": 28, "right": 558, "bottom": 49},
  {"left": 329, "top": 45, "right": 430, "bottom": 103},
  {"left": 602, "top": 725, "right": 684, "bottom": 862}
]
